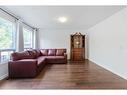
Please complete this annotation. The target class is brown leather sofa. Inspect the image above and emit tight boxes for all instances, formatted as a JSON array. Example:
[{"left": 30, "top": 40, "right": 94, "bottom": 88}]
[{"left": 8, "top": 49, "right": 67, "bottom": 78}]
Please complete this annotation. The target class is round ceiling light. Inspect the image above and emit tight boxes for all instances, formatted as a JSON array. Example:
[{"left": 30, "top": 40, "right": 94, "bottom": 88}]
[{"left": 58, "top": 17, "right": 67, "bottom": 23}]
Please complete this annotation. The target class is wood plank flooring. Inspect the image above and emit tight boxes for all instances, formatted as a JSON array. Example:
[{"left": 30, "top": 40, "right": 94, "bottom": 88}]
[{"left": 0, "top": 60, "right": 127, "bottom": 89}]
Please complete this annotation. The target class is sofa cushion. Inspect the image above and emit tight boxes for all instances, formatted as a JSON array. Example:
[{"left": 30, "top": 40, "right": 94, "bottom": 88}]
[
  {"left": 44, "top": 56, "right": 65, "bottom": 64},
  {"left": 11, "top": 51, "right": 33, "bottom": 61},
  {"left": 48, "top": 49, "right": 56, "bottom": 56},
  {"left": 40, "top": 49, "right": 48, "bottom": 56},
  {"left": 56, "top": 49, "right": 66, "bottom": 56},
  {"left": 18, "top": 59, "right": 37, "bottom": 62},
  {"left": 44, "top": 56, "right": 65, "bottom": 59}
]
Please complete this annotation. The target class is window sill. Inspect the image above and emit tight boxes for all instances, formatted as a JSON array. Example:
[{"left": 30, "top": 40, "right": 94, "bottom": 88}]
[{"left": 0, "top": 61, "right": 8, "bottom": 64}]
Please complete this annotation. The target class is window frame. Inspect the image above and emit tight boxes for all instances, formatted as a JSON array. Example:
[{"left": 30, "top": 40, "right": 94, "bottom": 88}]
[
  {"left": 0, "top": 16, "right": 16, "bottom": 63},
  {"left": 23, "top": 26, "right": 34, "bottom": 50}
]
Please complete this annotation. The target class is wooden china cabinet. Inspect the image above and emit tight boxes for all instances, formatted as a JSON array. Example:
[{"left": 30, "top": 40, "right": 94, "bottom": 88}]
[{"left": 70, "top": 32, "right": 85, "bottom": 61}]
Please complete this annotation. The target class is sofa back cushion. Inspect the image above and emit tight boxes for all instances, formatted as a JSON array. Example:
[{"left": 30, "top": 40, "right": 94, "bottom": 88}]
[
  {"left": 11, "top": 51, "right": 33, "bottom": 61},
  {"left": 28, "top": 50, "right": 37, "bottom": 58},
  {"left": 28, "top": 49, "right": 41, "bottom": 58},
  {"left": 56, "top": 49, "right": 66, "bottom": 56},
  {"left": 40, "top": 49, "right": 48, "bottom": 56},
  {"left": 36, "top": 49, "right": 41, "bottom": 57},
  {"left": 48, "top": 49, "right": 56, "bottom": 56}
]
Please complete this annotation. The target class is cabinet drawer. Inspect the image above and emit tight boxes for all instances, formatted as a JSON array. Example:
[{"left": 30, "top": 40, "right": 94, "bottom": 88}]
[{"left": 73, "top": 55, "right": 83, "bottom": 60}]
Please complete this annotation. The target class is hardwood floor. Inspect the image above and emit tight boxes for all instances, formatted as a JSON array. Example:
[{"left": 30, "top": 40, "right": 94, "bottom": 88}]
[{"left": 0, "top": 60, "right": 127, "bottom": 89}]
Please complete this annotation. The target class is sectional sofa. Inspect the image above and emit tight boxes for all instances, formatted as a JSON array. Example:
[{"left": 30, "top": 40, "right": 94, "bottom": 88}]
[{"left": 8, "top": 49, "right": 67, "bottom": 78}]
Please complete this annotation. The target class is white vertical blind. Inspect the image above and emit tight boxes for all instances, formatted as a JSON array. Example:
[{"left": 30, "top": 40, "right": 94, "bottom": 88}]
[
  {"left": 16, "top": 20, "right": 24, "bottom": 52},
  {"left": 33, "top": 29, "right": 38, "bottom": 49}
]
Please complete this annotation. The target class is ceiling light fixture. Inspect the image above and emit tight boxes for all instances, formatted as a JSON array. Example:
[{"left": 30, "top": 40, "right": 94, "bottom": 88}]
[{"left": 58, "top": 17, "right": 67, "bottom": 23}]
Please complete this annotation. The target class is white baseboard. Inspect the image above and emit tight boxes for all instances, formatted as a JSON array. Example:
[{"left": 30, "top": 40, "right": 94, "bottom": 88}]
[
  {"left": 0, "top": 73, "right": 8, "bottom": 80},
  {"left": 88, "top": 58, "right": 127, "bottom": 80}
]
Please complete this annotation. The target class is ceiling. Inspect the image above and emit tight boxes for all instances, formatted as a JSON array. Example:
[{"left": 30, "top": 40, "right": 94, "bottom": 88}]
[{"left": 2, "top": 6, "right": 125, "bottom": 30}]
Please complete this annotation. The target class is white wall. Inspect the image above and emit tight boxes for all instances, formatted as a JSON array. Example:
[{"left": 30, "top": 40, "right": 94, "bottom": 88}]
[
  {"left": 38, "top": 29, "right": 88, "bottom": 59},
  {"left": 87, "top": 7, "right": 127, "bottom": 79}
]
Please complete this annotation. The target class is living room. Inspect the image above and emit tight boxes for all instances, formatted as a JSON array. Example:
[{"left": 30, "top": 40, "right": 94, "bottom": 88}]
[{"left": 1, "top": 1, "right": 127, "bottom": 93}]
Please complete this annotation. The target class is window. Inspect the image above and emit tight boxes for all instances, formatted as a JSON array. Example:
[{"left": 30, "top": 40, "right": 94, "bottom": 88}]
[
  {"left": 0, "top": 17, "right": 16, "bottom": 63},
  {"left": 23, "top": 28, "right": 33, "bottom": 50}
]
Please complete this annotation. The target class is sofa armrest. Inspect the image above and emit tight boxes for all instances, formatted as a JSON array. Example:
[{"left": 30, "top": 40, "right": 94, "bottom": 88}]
[
  {"left": 64, "top": 53, "right": 67, "bottom": 63},
  {"left": 9, "top": 59, "right": 37, "bottom": 64},
  {"left": 8, "top": 60, "right": 38, "bottom": 78},
  {"left": 64, "top": 53, "right": 67, "bottom": 58}
]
